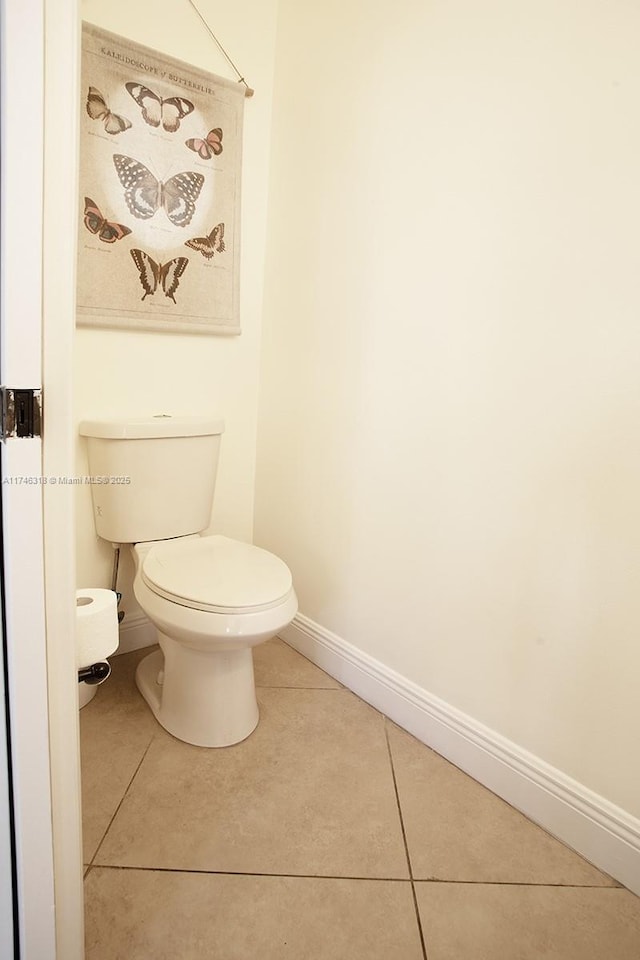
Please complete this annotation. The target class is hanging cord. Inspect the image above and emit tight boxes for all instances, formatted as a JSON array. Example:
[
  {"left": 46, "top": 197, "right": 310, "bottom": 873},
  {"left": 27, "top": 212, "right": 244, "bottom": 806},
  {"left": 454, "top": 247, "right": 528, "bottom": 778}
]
[{"left": 187, "top": 0, "right": 254, "bottom": 97}]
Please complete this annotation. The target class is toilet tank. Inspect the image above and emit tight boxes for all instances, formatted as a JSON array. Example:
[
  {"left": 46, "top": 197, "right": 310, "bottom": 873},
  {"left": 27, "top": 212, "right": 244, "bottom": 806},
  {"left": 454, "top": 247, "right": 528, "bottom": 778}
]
[{"left": 79, "top": 415, "right": 224, "bottom": 543}]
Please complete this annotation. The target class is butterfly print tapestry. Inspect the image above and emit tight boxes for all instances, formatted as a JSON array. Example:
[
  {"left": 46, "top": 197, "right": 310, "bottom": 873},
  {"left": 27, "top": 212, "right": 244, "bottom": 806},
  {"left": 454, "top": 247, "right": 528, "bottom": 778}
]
[{"left": 78, "top": 23, "right": 244, "bottom": 333}]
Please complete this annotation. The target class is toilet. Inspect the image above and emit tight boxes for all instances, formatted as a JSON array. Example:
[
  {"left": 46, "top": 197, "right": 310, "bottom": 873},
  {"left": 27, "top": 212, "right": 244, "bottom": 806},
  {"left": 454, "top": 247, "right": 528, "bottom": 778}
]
[{"left": 79, "top": 415, "right": 298, "bottom": 747}]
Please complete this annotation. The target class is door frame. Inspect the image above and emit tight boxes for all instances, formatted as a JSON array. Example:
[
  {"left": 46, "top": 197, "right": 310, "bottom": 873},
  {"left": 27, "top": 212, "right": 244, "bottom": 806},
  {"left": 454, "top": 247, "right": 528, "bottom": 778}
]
[
  {"left": 41, "top": 0, "right": 85, "bottom": 957},
  {"left": 1, "top": 0, "right": 84, "bottom": 956},
  {"left": 1, "top": 0, "right": 55, "bottom": 955}
]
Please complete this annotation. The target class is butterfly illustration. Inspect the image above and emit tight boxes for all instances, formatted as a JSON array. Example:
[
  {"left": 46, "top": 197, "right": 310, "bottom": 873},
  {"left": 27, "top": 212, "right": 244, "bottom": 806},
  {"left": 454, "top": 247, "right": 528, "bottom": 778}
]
[
  {"left": 125, "top": 82, "right": 195, "bottom": 133},
  {"left": 83, "top": 197, "right": 132, "bottom": 243},
  {"left": 130, "top": 249, "right": 189, "bottom": 303},
  {"left": 86, "top": 87, "right": 132, "bottom": 135},
  {"left": 185, "top": 128, "right": 223, "bottom": 160},
  {"left": 113, "top": 155, "right": 204, "bottom": 228},
  {"left": 185, "top": 222, "right": 225, "bottom": 260}
]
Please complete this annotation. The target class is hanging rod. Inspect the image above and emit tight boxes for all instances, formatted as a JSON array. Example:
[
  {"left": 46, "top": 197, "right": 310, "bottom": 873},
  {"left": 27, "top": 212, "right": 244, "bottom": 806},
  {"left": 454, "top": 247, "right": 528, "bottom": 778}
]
[{"left": 187, "top": 0, "right": 254, "bottom": 97}]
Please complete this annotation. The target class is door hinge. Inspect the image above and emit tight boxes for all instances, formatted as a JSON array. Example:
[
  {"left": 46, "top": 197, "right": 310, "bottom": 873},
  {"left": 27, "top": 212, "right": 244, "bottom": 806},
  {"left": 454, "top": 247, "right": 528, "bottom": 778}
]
[{"left": 0, "top": 388, "right": 42, "bottom": 441}]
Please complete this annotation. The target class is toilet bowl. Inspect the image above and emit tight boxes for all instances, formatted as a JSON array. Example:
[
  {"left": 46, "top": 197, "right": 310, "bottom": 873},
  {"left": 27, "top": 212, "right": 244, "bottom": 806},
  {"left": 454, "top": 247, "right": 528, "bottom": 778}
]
[
  {"left": 132, "top": 535, "right": 298, "bottom": 747},
  {"left": 79, "top": 414, "right": 298, "bottom": 748}
]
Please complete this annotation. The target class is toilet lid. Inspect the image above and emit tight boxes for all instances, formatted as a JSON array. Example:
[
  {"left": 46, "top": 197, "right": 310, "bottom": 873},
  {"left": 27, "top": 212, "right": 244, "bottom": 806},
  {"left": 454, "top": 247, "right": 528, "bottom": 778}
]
[{"left": 141, "top": 535, "right": 293, "bottom": 614}]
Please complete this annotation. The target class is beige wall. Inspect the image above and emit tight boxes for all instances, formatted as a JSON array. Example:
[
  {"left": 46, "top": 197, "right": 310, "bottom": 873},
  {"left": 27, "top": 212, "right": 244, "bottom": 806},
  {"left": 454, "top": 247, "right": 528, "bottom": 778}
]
[
  {"left": 255, "top": 0, "right": 640, "bottom": 816},
  {"left": 76, "top": 0, "right": 278, "bottom": 612}
]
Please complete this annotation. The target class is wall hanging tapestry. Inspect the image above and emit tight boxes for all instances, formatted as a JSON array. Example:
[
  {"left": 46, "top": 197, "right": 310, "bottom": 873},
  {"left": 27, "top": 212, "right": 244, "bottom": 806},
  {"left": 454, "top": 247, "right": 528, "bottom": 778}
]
[{"left": 77, "top": 22, "right": 244, "bottom": 335}]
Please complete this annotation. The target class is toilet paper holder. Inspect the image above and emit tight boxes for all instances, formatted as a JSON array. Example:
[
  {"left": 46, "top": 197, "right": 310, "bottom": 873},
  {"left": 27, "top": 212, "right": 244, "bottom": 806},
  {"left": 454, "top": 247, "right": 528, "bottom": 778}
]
[{"left": 77, "top": 661, "right": 111, "bottom": 685}]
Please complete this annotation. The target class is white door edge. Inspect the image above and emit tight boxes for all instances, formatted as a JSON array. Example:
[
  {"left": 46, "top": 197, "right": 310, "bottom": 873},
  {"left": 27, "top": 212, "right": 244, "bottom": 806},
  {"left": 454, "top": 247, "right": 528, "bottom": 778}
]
[
  {"left": 1, "top": 0, "right": 84, "bottom": 957},
  {"left": 41, "top": 0, "right": 85, "bottom": 956},
  {"left": 1, "top": 0, "right": 57, "bottom": 955}
]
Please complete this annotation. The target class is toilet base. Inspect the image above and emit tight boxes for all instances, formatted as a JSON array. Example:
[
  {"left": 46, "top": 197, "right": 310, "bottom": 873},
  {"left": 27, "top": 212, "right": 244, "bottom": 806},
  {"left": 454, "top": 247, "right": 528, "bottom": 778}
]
[{"left": 135, "top": 639, "right": 259, "bottom": 748}]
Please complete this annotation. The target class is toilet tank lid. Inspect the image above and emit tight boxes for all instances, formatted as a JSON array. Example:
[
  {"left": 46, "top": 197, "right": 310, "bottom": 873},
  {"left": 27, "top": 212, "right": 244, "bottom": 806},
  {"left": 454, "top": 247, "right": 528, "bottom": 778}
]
[{"left": 79, "top": 415, "right": 225, "bottom": 439}]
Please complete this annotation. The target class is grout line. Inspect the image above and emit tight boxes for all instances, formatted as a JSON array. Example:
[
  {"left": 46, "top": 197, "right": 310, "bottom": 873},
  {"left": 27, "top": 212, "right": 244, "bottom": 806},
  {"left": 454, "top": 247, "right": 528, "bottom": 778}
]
[
  {"left": 409, "top": 879, "right": 624, "bottom": 889},
  {"left": 86, "top": 860, "right": 626, "bottom": 892},
  {"left": 384, "top": 718, "right": 429, "bottom": 960},
  {"left": 254, "top": 684, "right": 344, "bottom": 690},
  {"left": 90, "top": 863, "right": 414, "bottom": 882},
  {"left": 85, "top": 860, "right": 623, "bottom": 890},
  {"left": 89, "top": 734, "right": 156, "bottom": 868}
]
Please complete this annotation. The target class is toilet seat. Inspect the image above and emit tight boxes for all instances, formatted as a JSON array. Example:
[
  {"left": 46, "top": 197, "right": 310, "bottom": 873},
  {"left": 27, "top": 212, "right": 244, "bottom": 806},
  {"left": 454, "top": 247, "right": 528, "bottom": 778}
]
[{"left": 141, "top": 534, "right": 293, "bottom": 615}]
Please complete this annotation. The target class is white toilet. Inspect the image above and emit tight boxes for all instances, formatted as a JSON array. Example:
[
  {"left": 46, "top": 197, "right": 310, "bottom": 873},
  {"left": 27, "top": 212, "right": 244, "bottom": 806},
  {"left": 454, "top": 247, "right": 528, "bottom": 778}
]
[{"left": 79, "top": 415, "right": 298, "bottom": 747}]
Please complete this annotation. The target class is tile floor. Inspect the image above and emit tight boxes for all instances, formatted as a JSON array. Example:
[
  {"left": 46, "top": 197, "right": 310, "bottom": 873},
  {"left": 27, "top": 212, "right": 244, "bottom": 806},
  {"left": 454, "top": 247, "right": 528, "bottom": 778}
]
[{"left": 81, "top": 640, "right": 640, "bottom": 959}]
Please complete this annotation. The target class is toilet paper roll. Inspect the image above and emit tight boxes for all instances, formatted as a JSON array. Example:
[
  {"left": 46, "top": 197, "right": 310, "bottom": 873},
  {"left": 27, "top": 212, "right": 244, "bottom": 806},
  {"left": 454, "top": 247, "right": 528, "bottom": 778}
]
[
  {"left": 76, "top": 588, "right": 119, "bottom": 669},
  {"left": 78, "top": 681, "right": 98, "bottom": 709}
]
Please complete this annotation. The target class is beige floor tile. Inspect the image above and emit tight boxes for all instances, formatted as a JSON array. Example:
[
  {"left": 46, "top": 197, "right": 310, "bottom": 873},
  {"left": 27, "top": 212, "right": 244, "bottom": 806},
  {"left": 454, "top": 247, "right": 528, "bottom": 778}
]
[
  {"left": 85, "top": 868, "right": 424, "bottom": 960},
  {"left": 388, "top": 723, "right": 615, "bottom": 885},
  {"left": 253, "top": 637, "right": 341, "bottom": 688},
  {"left": 95, "top": 688, "right": 409, "bottom": 878},
  {"left": 80, "top": 647, "right": 158, "bottom": 862},
  {"left": 416, "top": 882, "right": 640, "bottom": 960}
]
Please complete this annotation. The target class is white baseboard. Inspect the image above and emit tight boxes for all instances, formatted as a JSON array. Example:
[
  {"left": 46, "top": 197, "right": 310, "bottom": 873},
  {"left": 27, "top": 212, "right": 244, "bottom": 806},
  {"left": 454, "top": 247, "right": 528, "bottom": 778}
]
[
  {"left": 281, "top": 614, "right": 640, "bottom": 897},
  {"left": 115, "top": 610, "right": 156, "bottom": 656}
]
